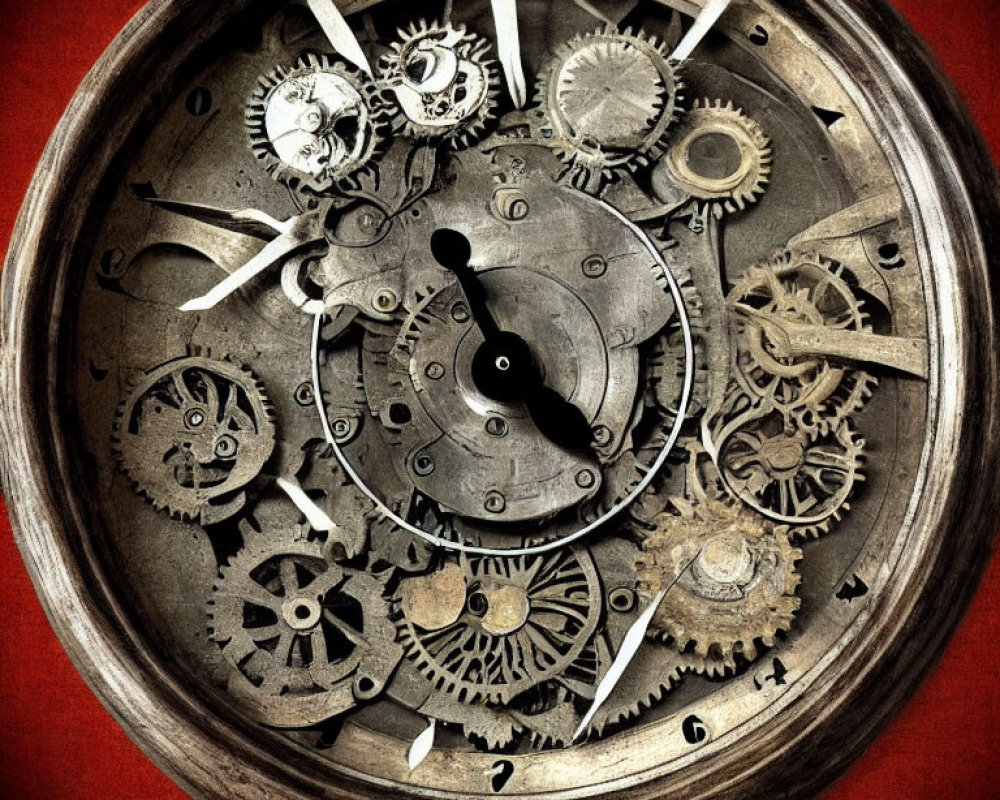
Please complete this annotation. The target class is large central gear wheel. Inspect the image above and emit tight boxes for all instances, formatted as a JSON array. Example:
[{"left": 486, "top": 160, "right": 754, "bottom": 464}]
[
  {"left": 537, "top": 28, "right": 683, "bottom": 185},
  {"left": 377, "top": 20, "right": 499, "bottom": 148},
  {"left": 113, "top": 354, "right": 275, "bottom": 525},
  {"left": 207, "top": 523, "right": 402, "bottom": 728},
  {"left": 729, "top": 251, "right": 878, "bottom": 423},
  {"left": 247, "top": 54, "right": 383, "bottom": 192},
  {"left": 635, "top": 498, "right": 802, "bottom": 663},
  {"left": 394, "top": 546, "right": 602, "bottom": 703}
]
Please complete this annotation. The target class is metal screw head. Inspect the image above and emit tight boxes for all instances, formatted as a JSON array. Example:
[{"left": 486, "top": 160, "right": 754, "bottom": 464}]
[
  {"left": 294, "top": 382, "right": 315, "bottom": 406},
  {"left": 425, "top": 362, "right": 445, "bottom": 380},
  {"left": 214, "top": 434, "right": 239, "bottom": 459},
  {"left": 184, "top": 409, "right": 206, "bottom": 429},
  {"left": 484, "top": 490, "right": 506, "bottom": 513},
  {"left": 332, "top": 418, "right": 351, "bottom": 439},
  {"left": 592, "top": 425, "right": 613, "bottom": 446},
  {"left": 372, "top": 289, "right": 399, "bottom": 313},
  {"left": 582, "top": 255, "right": 607, "bottom": 278},
  {"left": 575, "top": 469, "right": 596, "bottom": 489},
  {"left": 413, "top": 453, "right": 435, "bottom": 476},
  {"left": 486, "top": 416, "right": 508, "bottom": 436},
  {"left": 609, "top": 587, "right": 637, "bottom": 613},
  {"left": 451, "top": 302, "right": 470, "bottom": 323}
]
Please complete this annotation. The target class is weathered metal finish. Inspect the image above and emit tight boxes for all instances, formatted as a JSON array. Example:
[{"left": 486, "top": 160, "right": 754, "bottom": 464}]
[{"left": 0, "top": 1, "right": 997, "bottom": 800}]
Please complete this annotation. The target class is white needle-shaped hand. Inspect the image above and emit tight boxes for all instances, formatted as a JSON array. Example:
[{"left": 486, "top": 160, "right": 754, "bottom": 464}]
[
  {"left": 572, "top": 552, "right": 700, "bottom": 741},
  {"left": 670, "top": 0, "right": 732, "bottom": 62},
  {"left": 307, "top": 0, "right": 373, "bottom": 75},
  {"left": 178, "top": 223, "right": 322, "bottom": 312},
  {"left": 491, "top": 0, "right": 528, "bottom": 108},
  {"left": 276, "top": 476, "right": 337, "bottom": 532},
  {"left": 407, "top": 717, "right": 437, "bottom": 771}
]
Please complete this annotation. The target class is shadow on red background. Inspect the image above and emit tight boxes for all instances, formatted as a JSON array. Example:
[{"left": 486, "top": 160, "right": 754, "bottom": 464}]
[{"left": 0, "top": 1, "right": 997, "bottom": 797}]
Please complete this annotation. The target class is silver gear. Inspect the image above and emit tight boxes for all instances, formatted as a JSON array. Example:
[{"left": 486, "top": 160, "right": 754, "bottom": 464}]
[
  {"left": 207, "top": 522, "right": 402, "bottom": 728},
  {"left": 377, "top": 20, "right": 499, "bottom": 148},
  {"left": 537, "top": 28, "right": 683, "bottom": 187},
  {"left": 247, "top": 54, "right": 383, "bottom": 193},
  {"left": 113, "top": 354, "right": 275, "bottom": 524}
]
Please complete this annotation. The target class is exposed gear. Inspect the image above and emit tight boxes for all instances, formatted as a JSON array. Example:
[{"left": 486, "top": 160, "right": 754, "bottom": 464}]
[
  {"left": 537, "top": 28, "right": 683, "bottom": 186},
  {"left": 113, "top": 355, "right": 275, "bottom": 524},
  {"left": 247, "top": 54, "right": 382, "bottom": 192},
  {"left": 729, "top": 251, "right": 877, "bottom": 423},
  {"left": 719, "top": 414, "right": 865, "bottom": 536},
  {"left": 646, "top": 259, "right": 708, "bottom": 421},
  {"left": 635, "top": 497, "right": 802, "bottom": 663},
  {"left": 377, "top": 20, "right": 498, "bottom": 148},
  {"left": 207, "top": 521, "right": 401, "bottom": 728},
  {"left": 394, "top": 547, "right": 602, "bottom": 703},
  {"left": 657, "top": 98, "right": 770, "bottom": 217}
]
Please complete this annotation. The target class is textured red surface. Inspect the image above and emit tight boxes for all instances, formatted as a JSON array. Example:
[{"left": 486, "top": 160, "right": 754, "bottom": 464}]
[{"left": 0, "top": 1, "right": 997, "bottom": 798}]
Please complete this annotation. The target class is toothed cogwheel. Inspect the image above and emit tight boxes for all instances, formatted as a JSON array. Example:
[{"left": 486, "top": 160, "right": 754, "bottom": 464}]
[
  {"left": 394, "top": 547, "right": 602, "bottom": 704},
  {"left": 377, "top": 20, "right": 499, "bottom": 148},
  {"left": 207, "top": 522, "right": 402, "bottom": 728},
  {"left": 729, "top": 251, "right": 877, "bottom": 422},
  {"left": 113, "top": 355, "right": 275, "bottom": 524},
  {"left": 719, "top": 414, "right": 865, "bottom": 535},
  {"left": 247, "top": 54, "right": 382, "bottom": 192},
  {"left": 656, "top": 99, "right": 770, "bottom": 217},
  {"left": 537, "top": 28, "right": 683, "bottom": 184},
  {"left": 635, "top": 498, "right": 802, "bottom": 662}
]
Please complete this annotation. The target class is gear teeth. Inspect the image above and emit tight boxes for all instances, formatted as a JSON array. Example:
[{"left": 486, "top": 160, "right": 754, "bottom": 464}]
[
  {"left": 635, "top": 499, "right": 802, "bottom": 665},
  {"left": 535, "top": 28, "right": 683, "bottom": 192},
  {"left": 247, "top": 54, "right": 384, "bottom": 195},
  {"left": 113, "top": 354, "right": 275, "bottom": 523},
  {"left": 376, "top": 21, "right": 499, "bottom": 149}
]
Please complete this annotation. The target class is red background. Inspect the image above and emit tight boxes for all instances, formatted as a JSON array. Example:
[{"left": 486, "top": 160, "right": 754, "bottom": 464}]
[{"left": 1, "top": 1, "right": 997, "bottom": 798}]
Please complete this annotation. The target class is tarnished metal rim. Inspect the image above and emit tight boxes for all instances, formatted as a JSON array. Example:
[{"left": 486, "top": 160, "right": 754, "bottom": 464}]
[{"left": 0, "top": 1, "right": 996, "bottom": 799}]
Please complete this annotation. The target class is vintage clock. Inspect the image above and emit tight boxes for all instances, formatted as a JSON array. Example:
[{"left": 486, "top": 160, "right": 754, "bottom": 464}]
[{"left": 1, "top": 0, "right": 998, "bottom": 798}]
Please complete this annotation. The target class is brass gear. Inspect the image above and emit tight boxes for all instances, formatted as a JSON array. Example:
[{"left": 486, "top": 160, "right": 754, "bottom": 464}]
[
  {"left": 246, "top": 54, "right": 383, "bottom": 193},
  {"left": 719, "top": 413, "right": 865, "bottom": 537},
  {"left": 207, "top": 522, "right": 402, "bottom": 728},
  {"left": 537, "top": 28, "right": 683, "bottom": 186},
  {"left": 377, "top": 20, "right": 499, "bottom": 148},
  {"left": 113, "top": 354, "right": 275, "bottom": 525},
  {"left": 729, "top": 251, "right": 876, "bottom": 423},
  {"left": 635, "top": 498, "right": 801, "bottom": 663},
  {"left": 394, "top": 546, "right": 602, "bottom": 704},
  {"left": 659, "top": 98, "right": 771, "bottom": 217}
]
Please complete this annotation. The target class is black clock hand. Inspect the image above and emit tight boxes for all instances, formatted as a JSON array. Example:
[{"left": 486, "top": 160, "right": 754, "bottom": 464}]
[{"left": 431, "top": 228, "right": 595, "bottom": 455}]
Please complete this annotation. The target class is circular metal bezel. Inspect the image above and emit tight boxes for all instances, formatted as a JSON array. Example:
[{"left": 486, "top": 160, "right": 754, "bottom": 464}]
[{"left": 0, "top": 1, "right": 998, "bottom": 799}]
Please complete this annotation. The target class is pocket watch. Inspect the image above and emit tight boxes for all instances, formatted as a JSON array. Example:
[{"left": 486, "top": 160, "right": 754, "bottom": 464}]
[{"left": 1, "top": 1, "right": 998, "bottom": 799}]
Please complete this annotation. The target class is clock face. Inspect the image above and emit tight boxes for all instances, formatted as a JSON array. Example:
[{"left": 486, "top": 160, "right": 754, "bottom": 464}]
[{"left": 2, "top": 1, "right": 998, "bottom": 799}]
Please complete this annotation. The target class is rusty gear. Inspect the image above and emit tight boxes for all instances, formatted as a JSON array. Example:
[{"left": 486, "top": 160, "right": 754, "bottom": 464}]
[
  {"left": 113, "top": 355, "right": 275, "bottom": 525},
  {"left": 635, "top": 498, "right": 801, "bottom": 663}
]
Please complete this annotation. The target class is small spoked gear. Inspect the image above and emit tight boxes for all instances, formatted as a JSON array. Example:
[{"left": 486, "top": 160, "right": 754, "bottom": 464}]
[
  {"left": 635, "top": 497, "right": 802, "bottom": 663},
  {"left": 658, "top": 99, "right": 770, "bottom": 217},
  {"left": 729, "top": 251, "right": 876, "bottom": 422},
  {"left": 113, "top": 355, "right": 275, "bottom": 525},
  {"left": 394, "top": 547, "right": 602, "bottom": 704},
  {"left": 207, "top": 522, "right": 402, "bottom": 728},
  {"left": 377, "top": 20, "right": 499, "bottom": 148},
  {"left": 247, "top": 54, "right": 382, "bottom": 192},
  {"left": 719, "top": 413, "right": 865, "bottom": 536},
  {"left": 537, "top": 28, "right": 683, "bottom": 185}
]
